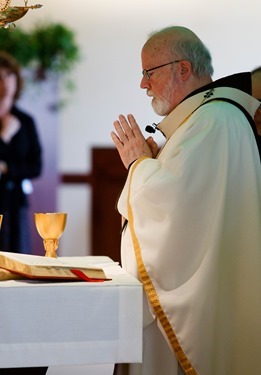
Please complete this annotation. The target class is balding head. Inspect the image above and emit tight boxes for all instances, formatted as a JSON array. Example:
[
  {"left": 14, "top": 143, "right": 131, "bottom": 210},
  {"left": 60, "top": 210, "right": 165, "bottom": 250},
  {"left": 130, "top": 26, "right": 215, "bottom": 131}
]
[
  {"left": 143, "top": 26, "right": 214, "bottom": 78},
  {"left": 140, "top": 26, "right": 213, "bottom": 115}
]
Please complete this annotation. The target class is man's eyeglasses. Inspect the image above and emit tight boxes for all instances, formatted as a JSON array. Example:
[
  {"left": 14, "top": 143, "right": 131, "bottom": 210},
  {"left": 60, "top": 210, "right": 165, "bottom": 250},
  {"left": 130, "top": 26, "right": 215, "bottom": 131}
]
[{"left": 142, "top": 60, "right": 181, "bottom": 80}]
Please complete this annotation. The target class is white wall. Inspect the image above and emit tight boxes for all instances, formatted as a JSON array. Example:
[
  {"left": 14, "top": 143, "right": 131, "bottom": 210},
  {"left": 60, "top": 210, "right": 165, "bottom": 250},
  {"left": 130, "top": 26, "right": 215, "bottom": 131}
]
[{"left": 18, "top": 0, "right": 259, "bottom": 256}]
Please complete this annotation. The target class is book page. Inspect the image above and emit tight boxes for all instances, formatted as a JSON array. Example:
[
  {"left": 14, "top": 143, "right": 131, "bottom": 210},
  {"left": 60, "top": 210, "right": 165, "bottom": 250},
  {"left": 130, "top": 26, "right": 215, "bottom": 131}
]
[
  {"left": 0, "top": 268, "right": 21, "bottom": 281},
  {"left": 0, "top": 252, "right": 71, "bottom": 267},
  {"left": 0, "top": 252, "right": 107, "bottom": 280}
]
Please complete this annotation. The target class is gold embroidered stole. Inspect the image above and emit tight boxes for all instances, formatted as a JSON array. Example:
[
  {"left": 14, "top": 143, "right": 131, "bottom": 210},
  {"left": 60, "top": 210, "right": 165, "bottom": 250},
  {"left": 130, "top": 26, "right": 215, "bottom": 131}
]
[{"left": 127, "top": 157, "right": 198, "bottom": 375}]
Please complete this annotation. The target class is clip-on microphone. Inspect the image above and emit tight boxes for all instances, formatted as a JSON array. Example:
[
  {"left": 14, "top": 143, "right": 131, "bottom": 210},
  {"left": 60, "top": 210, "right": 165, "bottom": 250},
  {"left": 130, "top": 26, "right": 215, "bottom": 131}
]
[{"left": 145, "top": 123, "right": 158, "bottom": 134}]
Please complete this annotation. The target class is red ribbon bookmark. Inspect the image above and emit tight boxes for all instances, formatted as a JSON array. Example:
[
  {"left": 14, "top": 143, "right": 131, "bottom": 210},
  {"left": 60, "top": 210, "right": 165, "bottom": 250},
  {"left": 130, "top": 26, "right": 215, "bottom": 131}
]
[{"left": 70, "top": 269, "right": 110, "bottom": 282}]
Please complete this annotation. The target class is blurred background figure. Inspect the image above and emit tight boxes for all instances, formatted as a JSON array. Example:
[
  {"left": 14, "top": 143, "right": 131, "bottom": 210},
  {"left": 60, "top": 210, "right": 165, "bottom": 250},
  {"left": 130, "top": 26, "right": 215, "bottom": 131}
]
[
  {"left": 251, "top": 67, "right": 261, "bottom": 155},
  {"left": 0, "top": 51, "right": 42, "bottom": 254}
]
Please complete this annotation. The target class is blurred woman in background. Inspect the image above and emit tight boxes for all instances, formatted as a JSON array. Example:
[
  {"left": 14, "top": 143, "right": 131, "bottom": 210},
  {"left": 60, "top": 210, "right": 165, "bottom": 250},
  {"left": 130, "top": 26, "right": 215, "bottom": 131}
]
[{"left": 0, "top": 51, "right": 42, "bottom": 253}]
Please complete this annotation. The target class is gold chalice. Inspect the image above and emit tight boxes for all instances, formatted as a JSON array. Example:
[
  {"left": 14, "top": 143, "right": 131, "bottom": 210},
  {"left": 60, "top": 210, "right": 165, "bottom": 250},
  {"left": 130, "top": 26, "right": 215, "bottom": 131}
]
[{"left": 34, "top": 212, "right": 67, "bottom": 257}]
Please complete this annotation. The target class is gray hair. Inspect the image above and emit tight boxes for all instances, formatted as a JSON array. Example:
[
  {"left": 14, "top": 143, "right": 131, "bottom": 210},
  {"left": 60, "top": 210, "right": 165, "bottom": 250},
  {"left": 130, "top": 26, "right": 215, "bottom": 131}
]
[{"left": 147, "top": 26, "right": 214, "bottom": 77}]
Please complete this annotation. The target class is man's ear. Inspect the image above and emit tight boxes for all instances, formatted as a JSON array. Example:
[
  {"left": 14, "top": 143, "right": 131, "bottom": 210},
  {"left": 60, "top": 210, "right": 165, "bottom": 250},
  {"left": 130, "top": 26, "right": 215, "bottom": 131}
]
[{"left": 179, "top": 60, "right": 192, "bottom": 81}]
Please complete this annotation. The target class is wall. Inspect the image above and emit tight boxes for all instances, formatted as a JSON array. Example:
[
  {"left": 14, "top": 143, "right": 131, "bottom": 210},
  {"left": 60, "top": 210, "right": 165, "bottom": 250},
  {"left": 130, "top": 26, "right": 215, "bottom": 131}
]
[{"left": 17, "top": 0, "right": 259, "bottom": 256}]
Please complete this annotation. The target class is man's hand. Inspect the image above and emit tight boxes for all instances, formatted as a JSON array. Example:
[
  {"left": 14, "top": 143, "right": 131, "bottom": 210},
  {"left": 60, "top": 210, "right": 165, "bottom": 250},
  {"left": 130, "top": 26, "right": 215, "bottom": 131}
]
[
  {"left": 111, "top": 114, "right": 158, "bottom": 169},
  {"left": 146, "top": 136, "right": 159, "bottom": 158}
]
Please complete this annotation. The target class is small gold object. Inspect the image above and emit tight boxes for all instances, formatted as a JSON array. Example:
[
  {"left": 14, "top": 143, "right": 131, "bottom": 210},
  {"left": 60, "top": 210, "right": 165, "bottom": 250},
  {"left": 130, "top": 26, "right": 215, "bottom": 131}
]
[
  {"left": 0, "top": 214, "right": 3, "bottom": 229},
  {"left": 0, "top": 0, "right": 42, "bottom": 29},
  {"left": 34, "top": 213, "right": 67, "bottom": 258},
  {"left": 0, "top": 0, "right": 12, "bottom": 11}
]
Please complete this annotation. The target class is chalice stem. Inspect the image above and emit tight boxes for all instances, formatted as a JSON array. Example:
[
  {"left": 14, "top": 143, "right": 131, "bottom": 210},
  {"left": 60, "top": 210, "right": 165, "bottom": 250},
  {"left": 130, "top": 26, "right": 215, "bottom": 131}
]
[{"left": 43, "top": 239, "right": 59, "bottom": 258}]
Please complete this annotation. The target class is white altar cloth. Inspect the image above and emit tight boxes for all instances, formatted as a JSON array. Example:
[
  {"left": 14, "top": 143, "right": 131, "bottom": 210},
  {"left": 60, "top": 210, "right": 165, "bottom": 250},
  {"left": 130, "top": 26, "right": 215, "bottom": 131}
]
[{"left": 0, "top": 256, "right": 142, "bottom": 369}]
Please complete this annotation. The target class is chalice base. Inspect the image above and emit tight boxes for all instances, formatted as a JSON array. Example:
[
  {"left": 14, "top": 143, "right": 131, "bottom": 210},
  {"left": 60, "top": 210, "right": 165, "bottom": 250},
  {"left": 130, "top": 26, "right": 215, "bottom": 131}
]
[{"left": 43, "top": 239, "right": 59, "bottom": 258}]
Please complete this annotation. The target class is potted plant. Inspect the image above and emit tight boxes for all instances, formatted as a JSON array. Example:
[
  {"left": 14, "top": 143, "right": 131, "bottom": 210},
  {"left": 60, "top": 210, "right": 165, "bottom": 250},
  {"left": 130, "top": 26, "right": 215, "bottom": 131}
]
[{"left": 0, "top": 22, "right": 80, "bottom": 80}]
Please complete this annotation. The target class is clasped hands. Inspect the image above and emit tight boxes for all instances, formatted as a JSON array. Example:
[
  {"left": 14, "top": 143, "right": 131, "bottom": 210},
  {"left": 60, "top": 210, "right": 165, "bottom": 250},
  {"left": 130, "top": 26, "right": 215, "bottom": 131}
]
[{"left": 111, "top": 114, "right": 158, "bottom": 169}]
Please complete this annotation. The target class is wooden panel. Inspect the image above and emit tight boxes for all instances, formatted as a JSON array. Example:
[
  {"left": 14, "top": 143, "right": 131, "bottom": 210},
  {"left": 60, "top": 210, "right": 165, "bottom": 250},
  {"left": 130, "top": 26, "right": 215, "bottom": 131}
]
[{"left": 91, "top": 148, "right": 127, "bottom": 263}]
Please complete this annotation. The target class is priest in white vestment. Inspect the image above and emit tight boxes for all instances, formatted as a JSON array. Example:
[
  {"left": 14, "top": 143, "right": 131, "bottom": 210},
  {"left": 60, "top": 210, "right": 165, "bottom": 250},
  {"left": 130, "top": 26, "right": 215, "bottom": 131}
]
[{"left": 111, "top": 26, "right": 261, "bottom": 375}]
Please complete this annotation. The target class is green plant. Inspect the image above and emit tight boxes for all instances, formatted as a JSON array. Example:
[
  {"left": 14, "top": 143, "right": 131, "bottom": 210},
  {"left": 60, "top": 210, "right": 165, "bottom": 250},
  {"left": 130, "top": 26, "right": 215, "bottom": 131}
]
[
  {"left": 0, "top": 27, "right": 34, "bottom": 65},
  {"left": 30, "top": 23, "right": 80, "bottom": 79},
  {"left": 0, "top": 22, "right": 80, "bottom": 80}
]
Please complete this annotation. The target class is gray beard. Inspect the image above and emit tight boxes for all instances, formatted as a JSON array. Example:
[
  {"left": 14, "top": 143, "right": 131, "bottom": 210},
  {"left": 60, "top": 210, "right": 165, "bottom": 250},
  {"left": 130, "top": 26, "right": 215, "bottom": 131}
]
[
  {"left": 152, "top": 97, "right": 171, "bottom": 116},
  {"left": 151, "top": 77, "right": 175, "bottom": 116}
]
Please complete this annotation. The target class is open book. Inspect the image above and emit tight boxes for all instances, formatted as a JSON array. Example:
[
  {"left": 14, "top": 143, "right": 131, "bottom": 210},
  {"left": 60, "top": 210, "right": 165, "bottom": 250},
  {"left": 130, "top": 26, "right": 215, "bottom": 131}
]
[{"left": 0, "top": 251, "right": 109, "bottom": 282}]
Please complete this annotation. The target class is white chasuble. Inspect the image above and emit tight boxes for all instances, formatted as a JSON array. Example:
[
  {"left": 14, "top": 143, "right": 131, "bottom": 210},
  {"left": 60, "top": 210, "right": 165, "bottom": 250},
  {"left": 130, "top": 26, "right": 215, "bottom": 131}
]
[{"left": 117, "top": 87, "right": 261, "bottom": 375}]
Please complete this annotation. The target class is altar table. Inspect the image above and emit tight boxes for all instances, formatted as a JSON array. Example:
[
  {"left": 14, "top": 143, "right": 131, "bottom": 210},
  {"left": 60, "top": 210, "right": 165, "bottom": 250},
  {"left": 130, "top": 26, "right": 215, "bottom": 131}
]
[{"left": 0, "top": 256, "right": 142, "bottom": 371}]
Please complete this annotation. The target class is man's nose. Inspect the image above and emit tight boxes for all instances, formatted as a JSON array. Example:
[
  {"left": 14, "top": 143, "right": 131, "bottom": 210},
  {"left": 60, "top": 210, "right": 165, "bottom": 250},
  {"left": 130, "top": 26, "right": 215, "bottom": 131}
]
[{"left": 140, "top": 76, "right": 150, "bottom": 89}]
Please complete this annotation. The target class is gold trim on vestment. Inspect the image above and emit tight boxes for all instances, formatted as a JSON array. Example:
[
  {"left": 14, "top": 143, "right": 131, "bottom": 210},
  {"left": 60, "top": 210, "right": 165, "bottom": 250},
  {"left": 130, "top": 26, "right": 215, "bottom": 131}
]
[{"left": 127, "top": 156, "right": 198, "bottom": 375}]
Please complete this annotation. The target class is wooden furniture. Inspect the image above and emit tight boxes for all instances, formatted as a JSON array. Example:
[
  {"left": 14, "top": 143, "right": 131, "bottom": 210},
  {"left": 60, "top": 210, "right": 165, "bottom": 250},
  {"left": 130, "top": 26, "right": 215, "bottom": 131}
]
[
  {"left": 90, "top": 148, "right": 127, "bottom": 263},
  {"left": 61, "top": 147, "right": 127, "bottom": 263}
]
